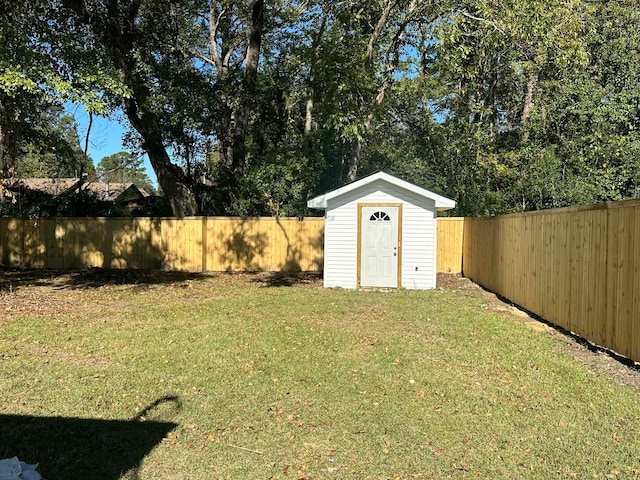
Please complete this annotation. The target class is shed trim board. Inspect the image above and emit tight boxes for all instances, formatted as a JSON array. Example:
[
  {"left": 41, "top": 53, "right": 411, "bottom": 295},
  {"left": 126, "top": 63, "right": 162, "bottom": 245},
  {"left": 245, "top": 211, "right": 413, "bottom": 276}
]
[{"left": 357, "top": 202, "right": 403, "bottom": 288}]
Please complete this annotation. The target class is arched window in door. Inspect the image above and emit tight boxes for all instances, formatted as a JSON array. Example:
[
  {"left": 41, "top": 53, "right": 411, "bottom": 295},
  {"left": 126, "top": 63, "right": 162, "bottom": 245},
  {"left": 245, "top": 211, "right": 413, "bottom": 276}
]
[{"left": 369, "top": 211, "right": 391, "bottom": 222}]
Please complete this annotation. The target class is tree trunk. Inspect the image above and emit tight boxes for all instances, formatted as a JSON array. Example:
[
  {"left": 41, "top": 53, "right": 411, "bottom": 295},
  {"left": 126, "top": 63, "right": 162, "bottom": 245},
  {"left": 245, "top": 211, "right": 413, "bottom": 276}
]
[
  {"left": 124, "top": 97, "right": 197, "bottom": 217},
  {"left": 0, "top": 122, "right": 6, "bottom": 179},
  {"left": 521, "top": 70, "right": 538, "bottom": 140},
  {"left": 232, "top": 0, "right": 264, "bottom": 172},
  {"left": 303, "top": 14, "right": 327, "bottom": 153},
  {"left": 366, "top": 0, "right": 397, "bottom": 65},
  {"left": 122, "top": 80, "right": 198, "bottom": 218},
  {"left": 0, "top": 98, "right": 5, "bottom": 177},
  {"left": 304, "top": 97, "right": 314, "bottom": 138},
  {"left": 348, "top": 0, "right": 415, "bottom": 183},
  {"left": 213, "top": 0, "right": 265, "bottom": 208},
  {"left": 0, "top": 96, "right": 18, "bottom": 179},
  {"left": 62, "top": 0, "right": 198, "bottom": 217}
]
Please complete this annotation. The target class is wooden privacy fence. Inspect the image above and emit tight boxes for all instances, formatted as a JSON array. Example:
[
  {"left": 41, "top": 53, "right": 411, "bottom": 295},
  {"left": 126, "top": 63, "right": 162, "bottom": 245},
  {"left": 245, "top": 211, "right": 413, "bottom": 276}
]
[
  {"left": 0, "top": 217, "right": 326, "bottom": 272},
  {"left": 0, "top": 217, "right": 463, "bottom": 273},
  {"left": 463, "top": 199, "right": 640, "bottom": 363},
  {"left": 0, "top": 216, "right": 465, "bottom": 274}
]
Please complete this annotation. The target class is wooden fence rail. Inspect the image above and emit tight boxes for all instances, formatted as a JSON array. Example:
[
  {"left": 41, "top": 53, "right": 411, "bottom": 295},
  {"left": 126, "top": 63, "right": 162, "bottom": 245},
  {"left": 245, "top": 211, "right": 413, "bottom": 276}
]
[
  {"left": 0, "top": 216, "right": 464, "bottom": 274},
  {"left": 463, "top": 199, "right": 640, "bottom": 363}
]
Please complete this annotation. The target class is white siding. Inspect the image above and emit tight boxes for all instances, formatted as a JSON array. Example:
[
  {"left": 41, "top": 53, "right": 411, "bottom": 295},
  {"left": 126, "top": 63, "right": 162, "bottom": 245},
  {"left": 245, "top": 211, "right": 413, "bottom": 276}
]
[
  {"left": 323, "top": 180, "right": 438, "bottom": 290},
  {"left": 323, "top": 204, "right": 358, "bottom": 288},
  {"left": 401, "top": 200, "right": 436, "bottom": 289}
]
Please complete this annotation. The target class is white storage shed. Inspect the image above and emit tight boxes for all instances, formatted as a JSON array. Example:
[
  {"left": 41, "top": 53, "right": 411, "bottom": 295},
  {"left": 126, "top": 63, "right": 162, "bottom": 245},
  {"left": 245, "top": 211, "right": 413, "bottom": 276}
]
[{"left": 307, "top": 171, "right": 456, "bottom": 290}]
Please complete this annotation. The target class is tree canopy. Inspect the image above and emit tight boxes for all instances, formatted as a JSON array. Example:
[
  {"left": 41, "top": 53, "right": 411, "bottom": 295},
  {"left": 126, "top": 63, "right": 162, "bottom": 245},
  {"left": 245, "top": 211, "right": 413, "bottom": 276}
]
[{"left": 3, "top": 0, "right": 639, "bottom": 217}]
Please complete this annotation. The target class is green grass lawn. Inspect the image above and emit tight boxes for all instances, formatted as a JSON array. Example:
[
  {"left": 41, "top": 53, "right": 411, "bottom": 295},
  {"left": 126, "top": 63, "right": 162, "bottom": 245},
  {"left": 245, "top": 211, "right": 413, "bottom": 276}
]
[{"left": 1, "top": 272, "right": 639, "bottom": 479}]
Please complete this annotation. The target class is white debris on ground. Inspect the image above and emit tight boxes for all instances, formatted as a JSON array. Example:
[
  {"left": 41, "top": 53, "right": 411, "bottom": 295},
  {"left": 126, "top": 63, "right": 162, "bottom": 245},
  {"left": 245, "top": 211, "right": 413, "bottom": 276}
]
[{"left": 0, "top": 457, "right": 44, "bottom": 480}]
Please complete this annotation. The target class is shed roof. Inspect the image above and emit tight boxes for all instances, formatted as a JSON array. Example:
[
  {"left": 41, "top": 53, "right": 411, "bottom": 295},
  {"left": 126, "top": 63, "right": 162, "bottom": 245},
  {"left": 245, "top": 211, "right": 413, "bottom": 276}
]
[{"left": 307, "top": 171, "right": 456, "bottom": 211}]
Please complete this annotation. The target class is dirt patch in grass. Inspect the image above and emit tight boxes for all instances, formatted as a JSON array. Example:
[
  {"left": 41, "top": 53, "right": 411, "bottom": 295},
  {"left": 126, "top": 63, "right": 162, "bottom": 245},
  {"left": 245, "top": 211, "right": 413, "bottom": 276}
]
[
  {"left": 0, "top": 288, "right": 75, "bottom": 320},
  {"left": 0, "top": 267, "right": 322, "bottom": 292},
  {"left": 0, "top": 267, "right": 322, "bottom": 322},
  {"left": 0, "top": 267, "right": 212, "bottom": 291},
  {"left": 436, "top": 272, "right": 483, "bottom": 291},
  {"left": 438, "top": 272, "right": 640, "bottom": 395}
]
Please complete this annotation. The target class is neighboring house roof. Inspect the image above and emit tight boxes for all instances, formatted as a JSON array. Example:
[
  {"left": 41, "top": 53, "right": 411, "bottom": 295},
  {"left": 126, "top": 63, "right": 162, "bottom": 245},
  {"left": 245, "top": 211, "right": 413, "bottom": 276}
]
[
  {"left": 307, "top": 171, "right": 456, "bottom": 211},
  {"left": 14, "top": 178, "right": 77, "bottom": 196},
  {"left": 3, "top": 178, "right": 150, "bottom": 203},
  {"left": 93, "top": 183, "right": 149, "bottom": 203}
]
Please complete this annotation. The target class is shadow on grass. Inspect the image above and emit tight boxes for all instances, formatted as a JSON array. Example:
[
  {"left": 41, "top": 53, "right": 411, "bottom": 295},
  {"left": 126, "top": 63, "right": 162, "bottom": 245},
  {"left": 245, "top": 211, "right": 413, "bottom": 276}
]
[
  {"left": 0, "top": 397, "right": 180, "bottom": 480},
  {"left": 0, "top": 266, "right": 207, "bottom": 292},
  {"left": 252, "top": 271, "right": 323, "bottom": 288},
  {"left": 0, "top": 267, "right": 324, "bottom": 292}
]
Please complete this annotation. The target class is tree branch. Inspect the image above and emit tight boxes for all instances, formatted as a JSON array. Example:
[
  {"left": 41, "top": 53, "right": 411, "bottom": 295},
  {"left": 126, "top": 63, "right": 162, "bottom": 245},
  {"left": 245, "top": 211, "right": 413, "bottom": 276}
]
[
  {"left": 209, "top": 1, "right": 225, "bottom": 71},
  {"left": 223, "top": 37, "right": 246, "bottom": 70},
  {"left": 193, "top": 50, "right": 218, "bottom": 67},
  {"left": 456, "top": 9, "right": 506, "bottom": 35},
  {"left": 366, "top": 0, "right": 398, "bottom": 65}
]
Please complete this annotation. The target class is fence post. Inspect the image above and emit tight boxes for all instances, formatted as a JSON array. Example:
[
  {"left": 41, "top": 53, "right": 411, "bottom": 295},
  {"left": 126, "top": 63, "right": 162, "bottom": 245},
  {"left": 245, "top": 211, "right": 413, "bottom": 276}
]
[{"left": 201, "top": 217, "right": 208, "bottom": 272}]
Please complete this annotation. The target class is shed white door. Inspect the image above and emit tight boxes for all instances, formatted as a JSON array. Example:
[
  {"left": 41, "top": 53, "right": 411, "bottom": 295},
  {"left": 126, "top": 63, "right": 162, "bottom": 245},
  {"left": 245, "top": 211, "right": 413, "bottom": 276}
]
[{"left": 359, "top": 205, "right": 400, "bottom": 288}]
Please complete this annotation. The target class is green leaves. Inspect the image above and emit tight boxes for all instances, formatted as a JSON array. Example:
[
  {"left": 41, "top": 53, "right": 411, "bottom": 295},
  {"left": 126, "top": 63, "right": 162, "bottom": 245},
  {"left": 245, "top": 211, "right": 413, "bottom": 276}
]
[
  {"left": 0, "top": 69, "right": 41, "bottom": 96},
  {"left": 4, "top": 0, "right": 640, "bottom": 216}
]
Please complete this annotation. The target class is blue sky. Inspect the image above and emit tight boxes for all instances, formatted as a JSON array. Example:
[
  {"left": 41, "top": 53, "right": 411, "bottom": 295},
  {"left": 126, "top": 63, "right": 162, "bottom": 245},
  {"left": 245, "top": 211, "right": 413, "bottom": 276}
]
[{"left": 68, "top": 104, "right": 158, "bottom": 188}]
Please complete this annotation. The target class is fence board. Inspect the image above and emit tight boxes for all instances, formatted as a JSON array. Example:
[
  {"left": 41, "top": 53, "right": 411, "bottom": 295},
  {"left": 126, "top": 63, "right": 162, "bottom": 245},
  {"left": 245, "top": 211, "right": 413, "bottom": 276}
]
[
  {"left": 633, "top": 208, "right": 640, "bottom": 362},
  {"left": 0, "top": 219, "right": 5, "bottom": 264},
  {"left": 5, "top": 219, "right": 23, "bottom": 266},
  {"left": 605, "top": 208, "right": 621, "bottom": 354}
]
